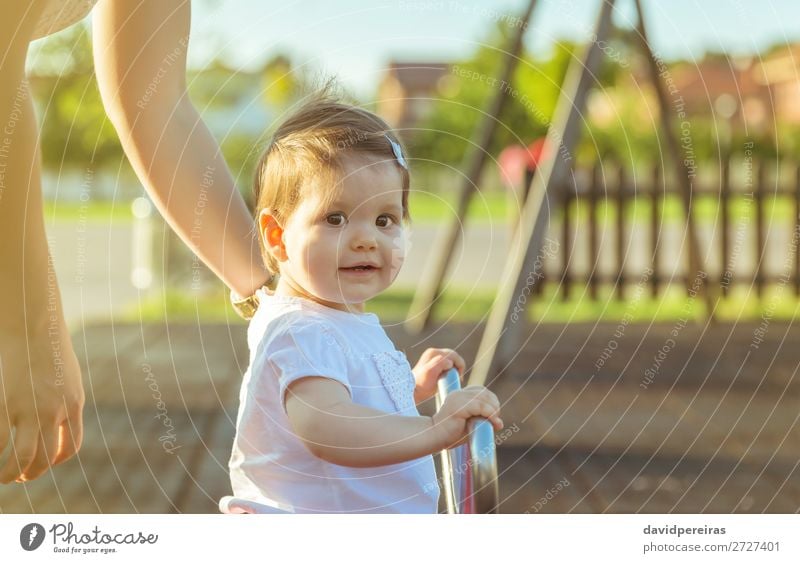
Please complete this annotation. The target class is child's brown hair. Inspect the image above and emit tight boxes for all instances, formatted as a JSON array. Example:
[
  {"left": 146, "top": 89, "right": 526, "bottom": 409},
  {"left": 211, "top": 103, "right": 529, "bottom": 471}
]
[{"left": 253, "top": 86, "right": 411, "bottom": 273}]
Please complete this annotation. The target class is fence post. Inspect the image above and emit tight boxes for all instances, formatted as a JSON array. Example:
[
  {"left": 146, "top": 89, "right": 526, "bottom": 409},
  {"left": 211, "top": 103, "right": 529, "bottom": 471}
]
[
  {"left": 650, "top": 162, "right": 661, "bottom": 298},
  {"left": 755, "top": 160, "right": 766, "bottom": 298},
  {"left": 795, "top": 165, "right": 800, "bottom": 297},
  {"left": 131, "top": 197, "right": 155, "bottom": 291},
  {"left": 589, "top": 161, "right": 600, "bottom": 300},
  {"left": 720, "top": 154, "right": 731, "bottom": 296},
  {"left": 561, "top": 180, "right": 572, "bottom": 301},
  {"left": 616, "top": 163, "right": 626, "bottom": 300}
]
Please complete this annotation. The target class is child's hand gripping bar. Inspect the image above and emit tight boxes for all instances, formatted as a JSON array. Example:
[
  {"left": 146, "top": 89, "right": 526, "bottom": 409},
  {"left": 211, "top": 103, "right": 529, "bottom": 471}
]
[{"left": 435, "top": 368, "right": 499, "bottom": 514}]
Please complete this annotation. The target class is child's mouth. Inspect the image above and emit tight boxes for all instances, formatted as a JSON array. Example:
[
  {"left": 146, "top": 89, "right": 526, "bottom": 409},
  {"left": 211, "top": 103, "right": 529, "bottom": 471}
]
[{"left": 340, "top": 265, "right": 378, "bottom": 273}]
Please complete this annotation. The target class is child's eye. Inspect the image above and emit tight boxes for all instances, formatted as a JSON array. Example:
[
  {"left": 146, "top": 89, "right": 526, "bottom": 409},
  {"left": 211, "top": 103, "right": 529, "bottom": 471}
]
[
  {"left": 376, "top": 215, "right": 396, "bottom": 228},
  {"left": 326, "top": 213, "right": 346, "bottom": 226}
]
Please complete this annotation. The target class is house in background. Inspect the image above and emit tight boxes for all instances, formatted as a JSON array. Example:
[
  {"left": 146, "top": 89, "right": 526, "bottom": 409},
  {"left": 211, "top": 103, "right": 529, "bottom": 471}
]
[
  {"left": 653, "top": 46, "right": 800, "bottom": 133},
  {"left": 588, "top": 45, "right": 800, "bottom": 139},
  {"left": 755, "top": 43, "right": 800, "bottom": 127},
  {"left": 668, "top": 56, "right": 773, "bottom": 130},
  {"left": 187, "top": 60, "right": 273, "bottom": 138},
  {"left": 376, "top": 61, "right": 451, "bottom": 141}
]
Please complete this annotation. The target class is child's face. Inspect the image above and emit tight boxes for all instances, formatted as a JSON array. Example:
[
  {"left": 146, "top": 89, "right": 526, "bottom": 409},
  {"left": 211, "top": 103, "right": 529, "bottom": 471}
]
[{"left": 261, "top": 154, "right": 407, "bottom": 313}]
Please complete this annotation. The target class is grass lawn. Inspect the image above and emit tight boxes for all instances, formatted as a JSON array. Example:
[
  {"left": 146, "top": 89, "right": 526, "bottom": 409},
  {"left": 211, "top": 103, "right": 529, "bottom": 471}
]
[
  {"left": 409, "top": 191, "right": 794, "bottom": 226},
  {"left": 43, "top": 191, "right": 794, "bottom": 227},
  {"left": 44, "top": 200, "right": 134, "bottom": 223},
  {"left": 122, "top": 282, "right": 800, "bottom": 325}
]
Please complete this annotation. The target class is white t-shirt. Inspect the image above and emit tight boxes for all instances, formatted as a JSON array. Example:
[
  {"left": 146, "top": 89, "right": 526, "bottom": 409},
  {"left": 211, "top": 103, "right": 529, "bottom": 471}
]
[{"left": 228, "top": 291, "right": 440, "bottom": 513}]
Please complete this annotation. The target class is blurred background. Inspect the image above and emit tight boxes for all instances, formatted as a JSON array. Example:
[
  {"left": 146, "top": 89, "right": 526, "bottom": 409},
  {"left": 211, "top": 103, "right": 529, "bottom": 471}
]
[
  {"left": 31, "top": 0, "right": 800, "bottom": 326},
  {"left": 6, "top": 0, "right": 800, "bottom": 514}
]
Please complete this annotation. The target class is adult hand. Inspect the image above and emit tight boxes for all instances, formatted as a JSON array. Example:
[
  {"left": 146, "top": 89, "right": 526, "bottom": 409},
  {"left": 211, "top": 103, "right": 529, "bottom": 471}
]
[{"left": 0, "top": 321, "right": 84, "bottom": 484}]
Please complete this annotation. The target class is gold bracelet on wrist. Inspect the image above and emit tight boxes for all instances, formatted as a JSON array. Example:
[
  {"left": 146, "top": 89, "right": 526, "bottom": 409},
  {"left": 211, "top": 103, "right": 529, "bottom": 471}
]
[{"left": 230, "top": 273, "right": 278, "bottom": 320}]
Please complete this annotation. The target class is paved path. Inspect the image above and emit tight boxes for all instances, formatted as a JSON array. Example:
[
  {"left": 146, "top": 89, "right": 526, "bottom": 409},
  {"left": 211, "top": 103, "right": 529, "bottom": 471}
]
[
  {"left": 47, "top": 221, "right": 138, "bottom": 326},
  {"left": 1, "top": 319, "right": 797, "bottom": 513},
  {"left": 47, "top": 218, "right": 800, "bottom": 327}
]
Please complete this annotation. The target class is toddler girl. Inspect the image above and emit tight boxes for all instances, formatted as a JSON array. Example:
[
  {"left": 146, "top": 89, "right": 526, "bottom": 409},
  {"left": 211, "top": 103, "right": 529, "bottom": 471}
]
[{"left": 226, "top": 90, "right": 503, "bottom": 514}]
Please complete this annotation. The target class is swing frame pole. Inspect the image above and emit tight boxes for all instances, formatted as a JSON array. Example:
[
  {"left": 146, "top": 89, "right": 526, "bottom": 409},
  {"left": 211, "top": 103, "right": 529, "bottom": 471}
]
[
  {"left": 468, "top": 0, "right": 616, "bottom": 388},
  {"left": 405, "top": 0, "right": 538, "bottom": 334}
]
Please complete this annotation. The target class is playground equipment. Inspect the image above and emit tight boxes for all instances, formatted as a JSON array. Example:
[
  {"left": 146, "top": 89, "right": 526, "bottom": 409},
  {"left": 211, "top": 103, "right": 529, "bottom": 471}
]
[
  {"left": 406, "top": 0, "right": 715, "bottom": 391},
  {"left": 436, "top": 368, "right": 499, "bottom": 514},
  {"left": 219, "top": 369, "right": 498, "bottom": 514}
]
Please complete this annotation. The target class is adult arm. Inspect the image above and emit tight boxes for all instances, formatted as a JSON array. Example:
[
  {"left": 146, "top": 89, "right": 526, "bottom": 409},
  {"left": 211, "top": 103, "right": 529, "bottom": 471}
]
[
  {"left": 0, "top": 0, "right": 85, "bottom": 484},
  {"left": 92, "top": 0, "right": 270, "bottom": 297}
]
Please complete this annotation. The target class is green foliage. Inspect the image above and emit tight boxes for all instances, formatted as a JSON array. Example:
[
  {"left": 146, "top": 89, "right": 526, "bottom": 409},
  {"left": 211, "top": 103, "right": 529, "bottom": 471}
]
[
  {"left": 410, "top": 22, "right": 652, "bottom": 169},
  {"left": 260, "top": 54, "right": 298, "bottom": 108},
  {"left": 30, "top": 24, "right": 124, "bottom": 170},
  {"left": 412, "top": 22, "right": 577, "bottom": 167},
  {"left": 221, "top": 132, "right": 264, "bottom": 207},
  {"left": 122, "top": 283, "right": 800, "bottom": 324}
]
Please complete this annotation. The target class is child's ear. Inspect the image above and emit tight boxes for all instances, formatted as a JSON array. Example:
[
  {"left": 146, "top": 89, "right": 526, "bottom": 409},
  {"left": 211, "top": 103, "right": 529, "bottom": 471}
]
[{"left": 259, "top": 209, "right": 288, "bottom": 262}]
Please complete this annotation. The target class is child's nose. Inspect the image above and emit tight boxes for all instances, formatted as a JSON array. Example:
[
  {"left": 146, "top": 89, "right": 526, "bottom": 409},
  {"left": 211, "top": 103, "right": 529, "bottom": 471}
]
[
  {"left": 352, "top": 236, "right": 377, "bottom": 251},
  {"left": 349, "top": 227, "right": 378, "bottom": 251}
]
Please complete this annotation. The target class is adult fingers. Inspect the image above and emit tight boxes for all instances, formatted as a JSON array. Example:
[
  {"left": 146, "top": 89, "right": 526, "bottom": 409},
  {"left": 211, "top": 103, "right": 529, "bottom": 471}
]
[
  {"left": 0, "top": 422, "right": 37, "bottom": 484},
  {"left": 19, "top": 424, "right": 59, "bottom": 481},
  {"left": 52, "top": 410, "right": 82, "bottom": 466}
]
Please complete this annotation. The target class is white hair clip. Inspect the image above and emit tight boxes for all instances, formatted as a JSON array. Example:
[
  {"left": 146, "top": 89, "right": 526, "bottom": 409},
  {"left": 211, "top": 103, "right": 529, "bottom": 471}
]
[{"left": 386, "top": 134, "right": 408, "bottom": 170}]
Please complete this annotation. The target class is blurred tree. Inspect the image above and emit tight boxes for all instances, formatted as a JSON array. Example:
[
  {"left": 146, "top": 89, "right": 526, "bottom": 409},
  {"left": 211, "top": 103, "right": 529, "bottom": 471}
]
[
  {"left": 412, "top": 22, "right": 574, "bottom": 168},
  {"left": 409, "top": 21, "right": 646, "bottom": 170},
  {"left": 233, "top": 52, "right": 309, "bottom": 203},
  {"left": 29, "top": 24, "right": 124, "bottom": 171},
  {"left": 260, "top": 54, "right": 298, "bottom": 108}
]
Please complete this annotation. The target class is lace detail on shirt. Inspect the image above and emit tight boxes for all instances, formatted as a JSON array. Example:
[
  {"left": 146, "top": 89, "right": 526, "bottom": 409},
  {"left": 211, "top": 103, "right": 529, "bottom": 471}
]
[{"left": 372, "top": 351, "right": 415, "bottom": 413}]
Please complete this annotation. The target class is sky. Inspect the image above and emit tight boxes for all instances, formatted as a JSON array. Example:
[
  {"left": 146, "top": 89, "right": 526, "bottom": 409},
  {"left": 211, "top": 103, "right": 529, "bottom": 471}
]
[{"left": 99, "top": 0, "right": 800, "bottom": 99}]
